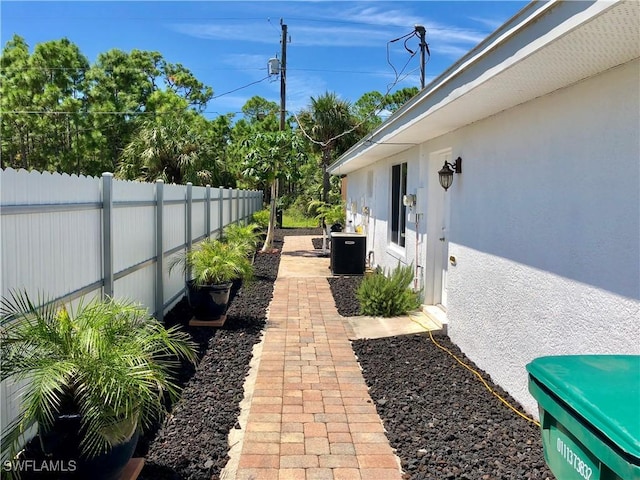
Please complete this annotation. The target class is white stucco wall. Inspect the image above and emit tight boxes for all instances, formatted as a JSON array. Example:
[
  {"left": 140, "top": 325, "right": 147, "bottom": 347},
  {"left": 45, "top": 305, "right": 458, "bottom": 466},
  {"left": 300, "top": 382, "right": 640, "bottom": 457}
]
[
  {"left": 347, "top": 147, "right": 423, "bottom": 273},
  {"left": 345, "top": 59, "right": 640, "bottom": 415}
]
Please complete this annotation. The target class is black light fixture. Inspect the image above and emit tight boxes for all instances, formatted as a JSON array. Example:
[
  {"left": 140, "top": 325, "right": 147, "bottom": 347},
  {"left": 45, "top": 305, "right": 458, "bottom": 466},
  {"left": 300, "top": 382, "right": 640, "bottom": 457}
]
[{"left": 438, "top": 156, "right": 462, "bottom": 191}]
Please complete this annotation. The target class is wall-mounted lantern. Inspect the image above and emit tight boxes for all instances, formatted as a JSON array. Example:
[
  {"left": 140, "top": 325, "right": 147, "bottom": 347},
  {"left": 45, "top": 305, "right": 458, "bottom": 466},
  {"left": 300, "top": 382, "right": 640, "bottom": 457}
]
[{"left": 438, "top": 156, "right": 462, "bottom": 191}]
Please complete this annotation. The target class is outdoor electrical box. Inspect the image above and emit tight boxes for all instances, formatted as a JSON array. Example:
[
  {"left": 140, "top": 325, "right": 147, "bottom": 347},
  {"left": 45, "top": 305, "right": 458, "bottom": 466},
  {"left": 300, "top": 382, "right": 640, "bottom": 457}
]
[
  {"left": 268, "top": 58, "right": 280, "bottom": 75},
  {"left": 402, "top": 194, "right": 416, "bottom": 207},
  {"left": 527, "top": 355, "right": 640, "bottom": 480},
  {"left": 331, "top": 233, "right": 366, "bottom": 275}
]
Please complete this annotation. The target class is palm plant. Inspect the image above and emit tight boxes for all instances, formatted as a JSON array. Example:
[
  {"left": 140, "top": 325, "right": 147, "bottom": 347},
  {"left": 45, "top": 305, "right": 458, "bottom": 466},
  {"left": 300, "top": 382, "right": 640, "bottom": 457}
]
[
  {"left": 172, "top": 238, "right": 253, "bottom": 287},
  {"left": 302, "top": 92, "right": 359, "bottom": 203},
  {"left": 117, "top": 107, "right": 228, "bottom": 186},
  {"left": 308, "top": 200, "right": 346, "bottom": 252},
  {"left": 308, "top": 200, "right": 345, "bottom": 227},
  {"left": 0, "top": 291, "right": 198, "bottom": 462},
  {"left": 221, "top": 223, "right": 263, "bottom": 257}
]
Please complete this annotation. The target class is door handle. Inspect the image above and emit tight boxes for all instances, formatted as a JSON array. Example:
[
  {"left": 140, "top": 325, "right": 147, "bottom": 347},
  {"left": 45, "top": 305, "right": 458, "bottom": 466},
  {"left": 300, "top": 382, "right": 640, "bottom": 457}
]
[{"left": 439, "top": 237, "right": 445, "bottom": 242}]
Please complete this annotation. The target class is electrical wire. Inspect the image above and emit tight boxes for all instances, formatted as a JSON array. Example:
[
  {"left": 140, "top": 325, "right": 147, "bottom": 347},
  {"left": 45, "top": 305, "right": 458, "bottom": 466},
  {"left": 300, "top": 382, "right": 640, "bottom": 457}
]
[
  {"left": 1, "top": 75, "right": 271, "bottom": 116},
  {"left": 210, "top": 75, "right": 270, "bottom": 100},
  {"left": 407, "top": 312, "right": 541, "bottom": 428},
  {"left": 293, "top": 28, "right": 423, "bottom": 149}
]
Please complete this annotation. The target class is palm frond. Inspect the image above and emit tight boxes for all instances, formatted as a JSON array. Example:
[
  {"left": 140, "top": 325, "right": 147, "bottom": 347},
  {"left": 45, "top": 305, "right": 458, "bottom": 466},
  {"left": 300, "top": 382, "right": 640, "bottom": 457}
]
[{"left": 0, "top": 291, "right": 198, "bottom": 460}]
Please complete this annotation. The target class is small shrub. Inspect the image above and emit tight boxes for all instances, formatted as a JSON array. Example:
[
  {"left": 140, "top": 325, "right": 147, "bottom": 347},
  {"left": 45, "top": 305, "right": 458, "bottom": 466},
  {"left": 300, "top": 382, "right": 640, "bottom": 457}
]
[
  {"left": 251, "top": 208, "right": 270, "bottom": 230},
  {"left": 356, "top": 263, "right": 420, "bottom": 317}
]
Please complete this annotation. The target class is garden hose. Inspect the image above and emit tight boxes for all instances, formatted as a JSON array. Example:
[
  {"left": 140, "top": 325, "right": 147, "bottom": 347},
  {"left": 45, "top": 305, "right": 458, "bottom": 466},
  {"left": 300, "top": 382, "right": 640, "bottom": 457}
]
[{"left": 407, "top": 313, "right": 541, "bottom": 428}]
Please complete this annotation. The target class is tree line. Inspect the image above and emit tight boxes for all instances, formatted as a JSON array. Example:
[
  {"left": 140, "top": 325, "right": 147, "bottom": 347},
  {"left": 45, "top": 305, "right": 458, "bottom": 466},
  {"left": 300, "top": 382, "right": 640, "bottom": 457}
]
[{"left": 1, "top": 35, "right": 418, "bottom": 207}]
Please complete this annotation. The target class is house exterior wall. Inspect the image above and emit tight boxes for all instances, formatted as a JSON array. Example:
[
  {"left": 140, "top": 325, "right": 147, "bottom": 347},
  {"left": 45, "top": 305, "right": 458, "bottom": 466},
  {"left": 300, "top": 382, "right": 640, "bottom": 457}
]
[{"left": 345, "top": 58, "right": 640, "bottom": 415}]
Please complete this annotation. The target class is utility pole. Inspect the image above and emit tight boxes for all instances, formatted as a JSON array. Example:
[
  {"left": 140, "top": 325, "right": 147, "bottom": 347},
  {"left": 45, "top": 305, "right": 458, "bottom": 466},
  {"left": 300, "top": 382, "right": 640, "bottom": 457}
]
[
  {"left": 415, "top": 25, "right": 427, "bottom": 89},
  {"left": 280, "top": 20, "right": 287, "bottom": 131}
]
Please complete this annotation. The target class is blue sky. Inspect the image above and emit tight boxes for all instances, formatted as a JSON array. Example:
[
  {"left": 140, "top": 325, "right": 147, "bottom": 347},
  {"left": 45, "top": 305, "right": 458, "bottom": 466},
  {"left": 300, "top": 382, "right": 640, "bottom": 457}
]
[{"left": 1, "top": 1, "right": 528, "bottom": 119}]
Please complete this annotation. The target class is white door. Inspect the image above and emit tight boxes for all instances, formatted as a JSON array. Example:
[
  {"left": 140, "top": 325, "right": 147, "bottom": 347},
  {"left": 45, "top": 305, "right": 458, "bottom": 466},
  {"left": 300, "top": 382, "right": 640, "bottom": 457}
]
[
  {"left": 425, "top": 150, "right": 452, "bottom": 309},
  {"left": 439, "top": 180, "right": 450, "bottom": 309},
  {"left": 435, "top": 152, "right": 451, "bottom": 309}
]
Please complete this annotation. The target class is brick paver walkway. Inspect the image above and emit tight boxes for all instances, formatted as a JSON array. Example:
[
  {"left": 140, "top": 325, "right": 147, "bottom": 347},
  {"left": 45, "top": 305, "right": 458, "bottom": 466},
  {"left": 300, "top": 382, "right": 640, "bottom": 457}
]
[{"left": 233, "top": 236, "right": 403, "bottom": 480}]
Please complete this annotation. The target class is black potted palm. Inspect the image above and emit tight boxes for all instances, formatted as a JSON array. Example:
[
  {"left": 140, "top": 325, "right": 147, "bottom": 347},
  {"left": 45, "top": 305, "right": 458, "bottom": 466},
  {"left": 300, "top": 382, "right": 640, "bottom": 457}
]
[
  {"left": 171, "top": 238, "right": 253, "bottom": 322},
  {"left": 308, "top": 201, "right": 346, "bottom": 254},
  {"left": 0, "top": 291, "right": 198, "bottom": 480}
]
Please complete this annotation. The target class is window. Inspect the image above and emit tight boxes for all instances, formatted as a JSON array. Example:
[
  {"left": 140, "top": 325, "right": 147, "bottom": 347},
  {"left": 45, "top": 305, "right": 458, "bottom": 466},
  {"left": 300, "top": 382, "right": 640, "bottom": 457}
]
[{"left": 391, "top": 162, "right": 407, "bottom": 247}]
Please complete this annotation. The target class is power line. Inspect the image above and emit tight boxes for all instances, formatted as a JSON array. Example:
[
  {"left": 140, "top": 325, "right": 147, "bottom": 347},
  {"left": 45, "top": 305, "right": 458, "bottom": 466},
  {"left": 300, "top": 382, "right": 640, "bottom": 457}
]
[
  {"left": 210, "top": 76, "right": 270, "bottom": 100},
  {"left": 1, "top": 73, "right": 272, "bottom": 115},
  {"left": 293, "top": 27, "right": 425, "bottom": 149}
]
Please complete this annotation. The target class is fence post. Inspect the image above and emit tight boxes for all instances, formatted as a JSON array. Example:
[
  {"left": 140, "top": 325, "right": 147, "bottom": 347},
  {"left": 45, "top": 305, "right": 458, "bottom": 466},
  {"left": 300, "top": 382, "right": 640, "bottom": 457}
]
[
  {"left": 101, "top": 173, "right": 113, "bottom": 299},
  {"left": 155, "top": 179, "right": 164, "bottom": 321},
  {"left": 205, "top": 184, "right": 211, "bottom": 238},
  {"left": 186, "top": 183, "right": 192, "bottom": 282},
  {"left": 218, "top": 187, "right": 224, "bottom": 239},
  {"left": 228, "top": 188, "right": 233, "bottom": 229},
  {"left": 242, "top": 190, "right": 247, "bottom": 224},
  {"left": 235, "top": 189, "right": 240, "bottom": 224}
]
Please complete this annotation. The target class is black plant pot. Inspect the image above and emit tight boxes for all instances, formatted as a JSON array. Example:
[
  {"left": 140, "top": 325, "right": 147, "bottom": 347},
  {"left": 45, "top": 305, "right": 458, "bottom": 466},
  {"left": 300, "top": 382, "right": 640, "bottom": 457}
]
[
  {"left": 25, "top": 414, "right": 139, "bottom": 480},
  {"left": 187, "top": 280, "right": 233, "bottom": 320}
]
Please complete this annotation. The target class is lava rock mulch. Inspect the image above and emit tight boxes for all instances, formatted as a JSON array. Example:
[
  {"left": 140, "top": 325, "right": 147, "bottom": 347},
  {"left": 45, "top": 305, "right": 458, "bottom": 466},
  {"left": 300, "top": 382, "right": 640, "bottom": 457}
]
[
  {"left": 312, "top": 236, "right": 330, "bottom": 250},
  {"left": 328, "top": 276, "right": 362, "bottom": 316},
  {"left": 136, "top": 231, "right": 287, "bottom": 480},
  {"left": 330, "top": 277, "right": 554, "bottom": 480}
]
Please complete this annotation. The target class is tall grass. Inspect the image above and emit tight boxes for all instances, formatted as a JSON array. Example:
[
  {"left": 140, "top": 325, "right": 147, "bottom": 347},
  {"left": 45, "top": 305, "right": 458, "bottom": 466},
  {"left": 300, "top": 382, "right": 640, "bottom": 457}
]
[{"left": 282, "top": 209, "right": 320, "bottom": 228}]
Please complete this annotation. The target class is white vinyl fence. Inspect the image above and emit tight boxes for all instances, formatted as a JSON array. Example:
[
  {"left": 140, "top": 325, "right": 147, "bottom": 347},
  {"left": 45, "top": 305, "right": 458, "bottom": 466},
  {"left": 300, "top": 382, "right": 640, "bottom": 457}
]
[{"left": 0, "top": 168, "right": 263, "bottom": 445}]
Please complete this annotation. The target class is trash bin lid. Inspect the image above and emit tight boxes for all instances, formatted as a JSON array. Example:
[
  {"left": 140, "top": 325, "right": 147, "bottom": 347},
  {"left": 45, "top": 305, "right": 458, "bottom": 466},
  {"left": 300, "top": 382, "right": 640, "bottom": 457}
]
[{"left": 527, "top": 355, "right": 640, "bottom": 460}]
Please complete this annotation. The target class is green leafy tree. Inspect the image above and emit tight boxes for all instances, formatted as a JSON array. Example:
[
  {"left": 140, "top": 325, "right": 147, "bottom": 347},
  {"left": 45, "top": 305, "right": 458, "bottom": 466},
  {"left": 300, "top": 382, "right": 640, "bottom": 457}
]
[
  {"left": 385, "top": 87, "right": 419, "bottom": 112},
  {"left": 1, "top": 38, "right": 218, "bottom": 177},
  {"left": 241, "top": 96, "right": 279, "bottom": 123},
  {"left": 241, "top": 130, "right": 306, "bottom": 250},
  {"left": 163, "top": 62, "right": 213, "bottom": 111},
  {"left": 1, "top": 36, "right": 89, "bottom": 172},
  {"left": 1, "top": 35, "right": 33, "bottom": 169},
  {"left": 352, "top": 91, "right": 385, "bottom": 132}
]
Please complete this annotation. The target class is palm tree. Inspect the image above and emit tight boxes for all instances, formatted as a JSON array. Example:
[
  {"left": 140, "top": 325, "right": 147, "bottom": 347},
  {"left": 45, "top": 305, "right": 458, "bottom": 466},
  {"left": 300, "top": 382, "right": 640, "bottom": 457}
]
[
  {"left": 302, "top": 92, "right": 359, "bottom": 202},
  {"left": 117, "top": 106, "right": 229, "bottom": 186}
]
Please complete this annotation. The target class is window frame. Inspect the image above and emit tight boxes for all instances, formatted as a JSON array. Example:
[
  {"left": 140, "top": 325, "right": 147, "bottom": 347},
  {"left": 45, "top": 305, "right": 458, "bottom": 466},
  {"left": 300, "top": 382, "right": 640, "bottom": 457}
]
[{"left": 390, "top": 162, "right": 407, "bottom": 248}]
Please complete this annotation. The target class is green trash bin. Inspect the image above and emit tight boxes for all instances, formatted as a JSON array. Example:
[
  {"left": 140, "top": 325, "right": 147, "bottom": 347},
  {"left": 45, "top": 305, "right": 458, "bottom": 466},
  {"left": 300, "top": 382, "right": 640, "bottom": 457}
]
[{"left": 527, "top": 355, "right": 640, "bottom": 480}]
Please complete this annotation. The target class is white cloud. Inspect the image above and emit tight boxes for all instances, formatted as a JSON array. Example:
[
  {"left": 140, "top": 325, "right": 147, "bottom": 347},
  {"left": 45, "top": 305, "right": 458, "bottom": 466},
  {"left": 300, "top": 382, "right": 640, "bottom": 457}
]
[
  {"left": 221, "top": 53, "right": 271, "bottom": 72},
  {"left": 286, "top": 71, "right": 328, "bottom": 112},
  {"left": 170, "top": 23, "right": 277, "bottom": 44},
  {"left": 341, "top": 5, "right": 422, "bottom": 28},
  {"left": 468, "top": 15, "right": 505, "bottom": 31}
]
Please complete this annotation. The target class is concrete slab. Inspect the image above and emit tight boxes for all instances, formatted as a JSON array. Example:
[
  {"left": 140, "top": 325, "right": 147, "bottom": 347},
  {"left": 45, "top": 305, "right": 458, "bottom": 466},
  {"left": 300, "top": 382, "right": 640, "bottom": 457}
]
[{"left": 346, "top": 311, "right": 442, "bottom": 340}]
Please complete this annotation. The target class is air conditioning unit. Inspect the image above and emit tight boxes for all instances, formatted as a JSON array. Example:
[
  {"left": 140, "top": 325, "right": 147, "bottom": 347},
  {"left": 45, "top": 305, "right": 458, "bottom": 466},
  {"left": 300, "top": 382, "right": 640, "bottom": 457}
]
[{"left": 331, "top": 233, "right": 366, "bottom": 275}]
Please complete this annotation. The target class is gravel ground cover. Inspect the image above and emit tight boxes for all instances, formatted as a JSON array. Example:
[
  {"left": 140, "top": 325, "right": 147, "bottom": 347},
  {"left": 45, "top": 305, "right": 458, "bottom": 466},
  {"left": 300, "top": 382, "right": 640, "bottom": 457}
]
[
  {"left": 311, "top": 237, "right": 326, "bottom": 250},
  {"left": 329, "top": 275, "right": 554, "bottom": 479},
  {"left": 328, "top": 275, "right": 363, "bottom": 316},
  {"left": 136, "top": 230, "right": 293, "bottom": 480}
]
